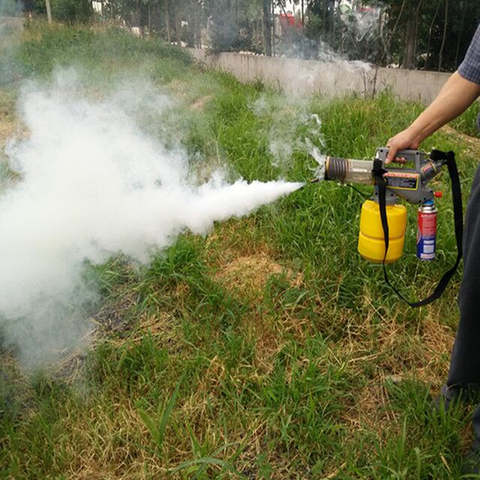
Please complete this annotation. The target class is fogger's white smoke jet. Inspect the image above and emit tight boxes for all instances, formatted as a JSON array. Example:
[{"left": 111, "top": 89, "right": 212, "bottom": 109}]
[{"left": 0, "top": 73, "right": 302, "bottom": 365}]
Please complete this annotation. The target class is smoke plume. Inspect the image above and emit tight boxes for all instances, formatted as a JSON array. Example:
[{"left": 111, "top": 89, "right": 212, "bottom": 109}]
[{"left": 0, "top": 71, "right": 302, "bottom": 365}]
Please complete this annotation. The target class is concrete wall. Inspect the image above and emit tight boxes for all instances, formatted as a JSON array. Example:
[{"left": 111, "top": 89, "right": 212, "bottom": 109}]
[
  {"left": 189, "top": 49, "right": 452, "bottom": 105},
  {"left": 0, "top": 16, "right": 24, "bottom": 33}
]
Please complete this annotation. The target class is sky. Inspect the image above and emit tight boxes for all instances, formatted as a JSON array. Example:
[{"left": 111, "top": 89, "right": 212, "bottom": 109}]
[{"left": 274, "top": 1, "right": 301, "bottom": 15}]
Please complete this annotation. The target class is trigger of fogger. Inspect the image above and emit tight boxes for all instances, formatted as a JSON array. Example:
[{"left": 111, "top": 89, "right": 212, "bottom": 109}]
[{"left": 312, "top": 147, "right": 457, "bottom": 264}]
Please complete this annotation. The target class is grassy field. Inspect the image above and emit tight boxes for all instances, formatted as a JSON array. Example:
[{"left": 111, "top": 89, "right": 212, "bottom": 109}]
[{"left": 1, "top": 24, "right": 480, "bottom": 480}]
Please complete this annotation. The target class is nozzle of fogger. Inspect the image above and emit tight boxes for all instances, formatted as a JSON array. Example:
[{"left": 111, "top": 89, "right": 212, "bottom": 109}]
[{"left": 324, "top": 156, "right": 375, "bottom": 185}]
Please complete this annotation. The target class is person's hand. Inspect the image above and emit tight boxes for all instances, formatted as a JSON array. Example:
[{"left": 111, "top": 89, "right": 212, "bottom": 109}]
[{"left": 386, "top": 128, "right": 421, "bottom": 164}]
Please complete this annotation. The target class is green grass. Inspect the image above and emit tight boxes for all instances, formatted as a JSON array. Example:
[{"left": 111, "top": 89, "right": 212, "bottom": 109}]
[
  {"left": 1, "top": 23, "right": 480, "bottom": 479},
  {"left": 1, "top": 23, "right": 191, "bottom": 83},
  {"left": 451, "top": 101, "right": 480, "bottom": 138}
]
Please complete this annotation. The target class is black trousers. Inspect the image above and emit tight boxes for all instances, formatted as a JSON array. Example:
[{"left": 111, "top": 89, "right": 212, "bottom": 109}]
[{"left": 447, "top": 165, "right": 480, "bottom": 439}]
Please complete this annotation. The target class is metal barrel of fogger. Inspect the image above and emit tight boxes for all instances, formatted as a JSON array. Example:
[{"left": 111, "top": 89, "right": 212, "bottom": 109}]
[{"left": 324, "top": 157, "right": 375, "bottom": 185}]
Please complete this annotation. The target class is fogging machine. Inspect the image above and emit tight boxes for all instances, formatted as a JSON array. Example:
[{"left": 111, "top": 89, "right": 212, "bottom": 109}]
[{"left": 318, "top": 147, "right": 463, "bottom": 307}]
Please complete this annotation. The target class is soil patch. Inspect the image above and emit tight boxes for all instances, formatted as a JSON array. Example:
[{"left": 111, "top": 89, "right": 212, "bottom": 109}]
[
  {"left": 216, "top": 253, "right": 283, "bottom": 293},
  {"left": 190, "top": 95, "right": 212, "bottom": 111}
]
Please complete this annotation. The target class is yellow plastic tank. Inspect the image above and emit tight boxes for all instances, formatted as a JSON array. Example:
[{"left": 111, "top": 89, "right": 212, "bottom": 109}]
[{"left": 358, "top": 200, "right": 407, "bottom": 263}]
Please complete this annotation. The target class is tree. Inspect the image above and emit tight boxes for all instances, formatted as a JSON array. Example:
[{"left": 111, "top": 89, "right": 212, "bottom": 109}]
[
  {"left": 78, "top": 0, "right": 479, "bottom": 72},
  {"left": 202, "top": 0, "right": 262, "bottom": 53},
  {"left": 377, "top": 0, "right": 479, "bottom": 71},
  {"left": 45, "top": 0, "right": 52, "bottom": 23},
  {"left": 263, "top": 0, "right": 272, "bottom": 55},
  {"left": 51, "top": 0, "right": 93, "bottom": 24},
  {"left": 403, "top": 0, "right": 423, "bottom": 69}
]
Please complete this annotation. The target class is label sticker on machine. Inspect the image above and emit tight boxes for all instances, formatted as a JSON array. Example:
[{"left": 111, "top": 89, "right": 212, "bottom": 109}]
[{"left": 384, "top": 172, "right": 419, "bottom": 190}]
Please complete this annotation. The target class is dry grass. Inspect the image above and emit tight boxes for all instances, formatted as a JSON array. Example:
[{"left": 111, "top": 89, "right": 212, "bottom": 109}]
[
  {"left": 215, "top": 253, "right": 292, "bottom": 302},
  {"left": 206, "top": 219, "right": 275, "bottom": 264},
  {"left": 417, "top": 317, "right": 455, "bottom": 385},
  {"left": 208, "top": 227, "right": 308, "bottom": 379},
  {"left": 58, "top": 399, "right": 165, "bottom": 480},
  {"left": 441, "top": 125, "right": 480, "bottom": 160},
  {"left": 0, "top": 90, "right": 17, "bottom": 149},
  {"left": 190, "top": 95, "right": 213, "bottom": 111},
  {"left": 332, "top": 305, "right": 455, "bottom": 444},
  {"left": 343, "top": 375, "right": 399, "bottom": 437}
]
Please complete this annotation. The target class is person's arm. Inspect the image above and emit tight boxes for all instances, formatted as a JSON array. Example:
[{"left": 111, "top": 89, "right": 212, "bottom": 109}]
[
  {"left": 386, "top": 23, "right": 480, "bottom": 163},
  {"left": 386, "top": 72, "right": 480, "bottom": 163}
]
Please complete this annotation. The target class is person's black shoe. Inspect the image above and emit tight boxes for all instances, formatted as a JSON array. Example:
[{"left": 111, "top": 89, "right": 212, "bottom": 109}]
[
  {"left": 462, "top": 439, "right": 480, "bottom": 475},
  {"left": 432, "top": 385, "right": 464, "bottom": 413}
]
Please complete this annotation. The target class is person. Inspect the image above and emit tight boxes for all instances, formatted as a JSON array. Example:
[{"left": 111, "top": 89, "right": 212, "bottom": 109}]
[{"left": 386, "top": 23, "right": 480, "bottom": 473}]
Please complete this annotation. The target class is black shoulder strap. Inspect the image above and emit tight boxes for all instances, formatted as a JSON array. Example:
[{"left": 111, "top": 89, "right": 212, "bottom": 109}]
[{"left": 373, "top": 150, "right": 463, "bottom": 308}]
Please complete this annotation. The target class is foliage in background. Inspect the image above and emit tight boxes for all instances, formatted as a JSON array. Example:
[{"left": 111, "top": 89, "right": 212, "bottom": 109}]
[
  {"left": 0, "top": 26, "right": 191, "bottom": 85},
  {"left": 377, "top": 0, "right": 480, "bottom": 71},
  {"left": 50, "top": 0, "right": 93, "bottom": 25},
  {"left": 301, "top": 0, "right": 480, "bottom": 69},
  {"left": 6, "top": 0, "right": 478, "bottom": 71},
  {"left": 28, "top": 0, "right": 93, "bottom": 24}
]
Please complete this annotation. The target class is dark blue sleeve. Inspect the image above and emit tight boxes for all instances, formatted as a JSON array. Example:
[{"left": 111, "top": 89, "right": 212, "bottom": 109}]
[{"left": 458, "top": 24, "right": 480, "bottom": 85}]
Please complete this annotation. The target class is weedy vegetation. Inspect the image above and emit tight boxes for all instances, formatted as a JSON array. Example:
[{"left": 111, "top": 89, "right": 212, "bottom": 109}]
[{"left": 1, "top": 24, "right": 480, "bottom": 480}]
